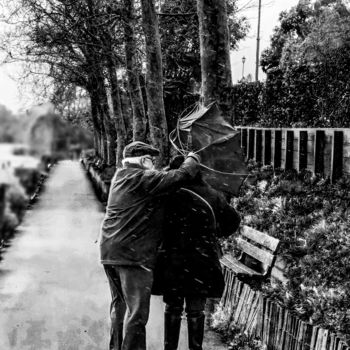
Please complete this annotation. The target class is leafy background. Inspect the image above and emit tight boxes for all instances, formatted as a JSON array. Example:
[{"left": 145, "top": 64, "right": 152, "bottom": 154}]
[{"left": 222, "top": 164, "right": 350, "bottom": 342}]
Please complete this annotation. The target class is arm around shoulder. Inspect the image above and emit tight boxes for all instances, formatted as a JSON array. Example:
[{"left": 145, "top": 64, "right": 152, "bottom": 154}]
[{"left": 146, "top": 153, "right": 200, "bottom": 195}]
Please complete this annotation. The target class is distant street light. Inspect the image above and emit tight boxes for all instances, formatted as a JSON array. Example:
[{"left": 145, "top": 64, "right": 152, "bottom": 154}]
[{"left": 242, "top": 56, "right": 246, "bottom": 80}]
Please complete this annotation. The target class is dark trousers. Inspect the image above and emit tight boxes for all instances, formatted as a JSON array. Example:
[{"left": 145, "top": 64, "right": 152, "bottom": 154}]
[
  {"left": 104, "top": 265, "right": 153, "bottom": 350},
  {"left": 163, "top": 295, "right": 206, "bottom": 350},
  {"left": 164, "top": 295, "right": 206, "bottom": 318}
]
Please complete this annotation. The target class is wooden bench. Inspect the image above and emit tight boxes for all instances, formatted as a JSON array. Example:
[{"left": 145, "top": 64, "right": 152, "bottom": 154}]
[{"left": 221, "top": 225, "right": 280, "bottom": 280}]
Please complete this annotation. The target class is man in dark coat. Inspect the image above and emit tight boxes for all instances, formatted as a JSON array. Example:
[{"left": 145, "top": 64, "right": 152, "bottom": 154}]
[
  {"left": 99, "top": 142, "right": 201, "bottom": 350},
  {"left": 152, "top": 156, "right": 241, "bottom": 350}
]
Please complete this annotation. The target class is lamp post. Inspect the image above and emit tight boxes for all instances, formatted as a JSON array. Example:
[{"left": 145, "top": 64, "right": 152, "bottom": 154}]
[
  {"left": 242, "top": 56, "right": 246, "bottom": 80},
  {"left": 256, "top": 0, "right": 262, "bottom": 81}
]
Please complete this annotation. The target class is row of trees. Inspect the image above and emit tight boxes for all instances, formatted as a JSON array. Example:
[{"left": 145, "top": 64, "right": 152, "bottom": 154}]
[
  {"left": 1, "top": 0, "right": 249, "bottom": 165},
  {"left": 229, "top": 0, "right": 350, "bottom": 128},
  {"left": 259, "top": 0, "right": 350, "bottom": 127}
]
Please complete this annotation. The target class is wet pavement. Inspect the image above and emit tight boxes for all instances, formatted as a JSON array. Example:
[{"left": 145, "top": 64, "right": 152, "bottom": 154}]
[{"left": 0, "top": 160, "right": 226, "bottom": 349}]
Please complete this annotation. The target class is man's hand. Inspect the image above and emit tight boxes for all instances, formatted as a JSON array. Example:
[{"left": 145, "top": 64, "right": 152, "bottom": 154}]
[{"left": 186, "top": 152, "right": 201, "bottom": 163}]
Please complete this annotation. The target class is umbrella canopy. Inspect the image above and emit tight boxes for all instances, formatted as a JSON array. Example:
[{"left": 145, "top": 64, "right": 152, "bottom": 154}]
[{"left": 169, "top": 102, "right": 249, "bottom": 196}]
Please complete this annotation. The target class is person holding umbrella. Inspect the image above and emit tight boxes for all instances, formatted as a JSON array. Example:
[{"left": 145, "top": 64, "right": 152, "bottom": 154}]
[{"left": 152, "top": 155, "right": 241, "bottom": 350}]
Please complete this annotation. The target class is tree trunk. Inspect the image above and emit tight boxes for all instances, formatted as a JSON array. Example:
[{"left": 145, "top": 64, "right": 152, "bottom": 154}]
[
  {"left": 90, "top": 93, "right": 102, "bottom": 158},
  {"left": 93, "top": 129, "right": 100, "bottom": 156},
  {"left": 0, "top": 184, "right": 6, "bottom": 236},
  {"left": 91, "top": 92, "right": 111, "bottom": 164},
  {"left": 90, "top": 74, "right": 116, "bottom": 166},
  {"left": 102, "top": 114, "right": 115, "bottom": 165},
  {"left": 197, "top": 0, "right": 232, "bottom": 109},
  {"left": 90, "top": 90, "right": 108, "bottom": 162},
  {"left": 107, "top": 57, "right": 127, "bottom": 166},
  {"left": 95, "top": 70, "right": 117, "bottom": 166},
  {"left": 100, "top": 106, "right": 117, "bottom": 166},
  {"left": 100, "top": 130, "right": 108, "bottom": 162},
  {"left": 140, "top": 0, "right": 168, "bottom": 164},
  {"left": 120, "top": 85, "right": 134, "bottom": 141},
  {"left": 124, "top": 0, "right": 147, "bottom": 142},
  {"left": 85, "top": 0, "right": 116, "bottom": 165}
]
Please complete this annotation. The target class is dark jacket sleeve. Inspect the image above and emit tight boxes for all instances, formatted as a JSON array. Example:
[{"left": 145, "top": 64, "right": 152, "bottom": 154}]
[
  {"left": 143, "top": 156, "right": 200, "bottom": 196},
  {"left": 215, "top": 193, "right": 241, "bottom": 238}
]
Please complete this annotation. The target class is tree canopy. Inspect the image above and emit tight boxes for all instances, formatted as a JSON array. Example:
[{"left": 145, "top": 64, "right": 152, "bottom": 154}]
[
  {"left": 0, "top": 0, "right": 249, "bottom": 164},
  {"left": 250, "top": 0, "right": 350, "bottom": 127}
]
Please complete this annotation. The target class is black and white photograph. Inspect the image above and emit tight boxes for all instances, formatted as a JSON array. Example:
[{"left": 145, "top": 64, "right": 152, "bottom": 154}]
[{"left": 0, "top": 0, "right": 349, "bottom": 349}]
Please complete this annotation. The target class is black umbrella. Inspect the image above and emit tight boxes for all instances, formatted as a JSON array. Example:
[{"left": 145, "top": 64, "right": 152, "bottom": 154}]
[{"left": 169, "top": 102, "right": 249, "bottom": 196}]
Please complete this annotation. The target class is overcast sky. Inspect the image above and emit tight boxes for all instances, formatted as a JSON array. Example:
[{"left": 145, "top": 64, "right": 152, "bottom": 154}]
[
  {"left": 0, "top": 0, "right": 299, "bottom": 113},
  {"left": 231, "top": 0, "right": 299, "bottom": 82},
  {"left": 0, "top": 66, "right": 20, "bottom": 113}
]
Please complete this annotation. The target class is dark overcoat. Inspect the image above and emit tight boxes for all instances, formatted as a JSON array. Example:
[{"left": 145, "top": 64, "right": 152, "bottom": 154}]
[
  {"left": 152, "top": 178, "right": 240, "bottom": 298},
  {"left": 99, "top": 157, "right": 199, "bottom": 269}
]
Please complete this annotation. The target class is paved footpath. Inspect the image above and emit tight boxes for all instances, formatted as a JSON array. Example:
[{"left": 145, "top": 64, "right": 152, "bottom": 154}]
[{"left": 0, "top": 161, "right": 226, "bottom": 350}]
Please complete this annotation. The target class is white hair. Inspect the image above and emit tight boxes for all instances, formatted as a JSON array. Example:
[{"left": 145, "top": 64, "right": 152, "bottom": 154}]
[{"left": 122, "top": 156, "right": 143, "bottom": 167}]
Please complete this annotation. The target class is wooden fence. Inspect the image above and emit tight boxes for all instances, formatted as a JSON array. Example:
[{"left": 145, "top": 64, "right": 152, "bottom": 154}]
[
  {"left": 220, "top": 267, "right": 349, "bottom": 350},
  {"left": 238, "top": 127, "right": 350, "bottom": 182}
]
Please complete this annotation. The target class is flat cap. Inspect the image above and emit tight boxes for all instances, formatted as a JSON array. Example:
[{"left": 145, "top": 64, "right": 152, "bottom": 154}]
[{"left": 123, "top": 141, "right": 160, "bottom": 158}]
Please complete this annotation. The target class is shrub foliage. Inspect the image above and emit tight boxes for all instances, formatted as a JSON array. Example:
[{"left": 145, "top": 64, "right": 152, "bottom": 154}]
[
  {"left": 231, "top": 0, "right": 350, "bottom": 127},
  {"left": 227, "top": 164, "right": 350, "bottom": 342}
]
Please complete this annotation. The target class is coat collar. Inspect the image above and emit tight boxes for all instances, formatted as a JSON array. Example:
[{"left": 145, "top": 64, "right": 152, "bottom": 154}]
[{"left": 123, "top": 163, "right": 144, "bottom": 170}]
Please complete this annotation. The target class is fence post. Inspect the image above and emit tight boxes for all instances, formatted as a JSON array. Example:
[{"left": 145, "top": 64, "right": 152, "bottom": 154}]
[
  {"left": 241, "top": 128, "right": 248, "bottom": 156},
  {"left": 273, "top": 130, "right": 282, "bottom": 168},
  {"left": 299, "top": 131, "right": 308, "bottom": 172},
  {"left": 285, "top": 130, "right": 294, "bottom": 170},
  {"left": 314, "top": 130, "right": 325, "bottom": 175},
  {"left": 248, "top": 129, "right": 255, "bottom": 160},
  {"left": 264, "top": 130, "right": 272, "bottom": 166},
  {"left": 255, "top": 129, "right": 263, "bottom": 163},
  {"left": 331, "top": 131, "right": 343, "bottom": 183}
]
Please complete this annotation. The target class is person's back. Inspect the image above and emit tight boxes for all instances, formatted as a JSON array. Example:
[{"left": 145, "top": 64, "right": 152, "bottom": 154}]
[
  {"left": 100, "top": 154, "right": 201, "bottom": 269},
  {"left": 157, "top": 175, "right": 240, "bottom": 298},
  {"left": 101, "top": 166, "right": 172, "bottom": 268},
  {"left": 153, "top": 168, "right": 240, "bottom": 350}
]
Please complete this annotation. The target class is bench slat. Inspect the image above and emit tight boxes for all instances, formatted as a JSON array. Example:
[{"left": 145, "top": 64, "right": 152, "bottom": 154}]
[
  {"left": 241, "top": 225, "right": 279, "bottom": 252},
  {"left": 237, "top": 237, "right": 275, "bottom": 266},
  {"left": 271, "top": 265, "right": 288, "bottom": 284},
  {"left": 270, "top": 256, "right": 288, "bottom": 284},
  {"left": 221, "top": 255, "right": 262, "bottom": 277}
]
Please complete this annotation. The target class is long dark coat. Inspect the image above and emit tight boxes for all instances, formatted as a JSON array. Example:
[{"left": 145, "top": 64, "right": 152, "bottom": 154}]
[{"left": 152, "top": 178, "right": 240, "bottom": 298}]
